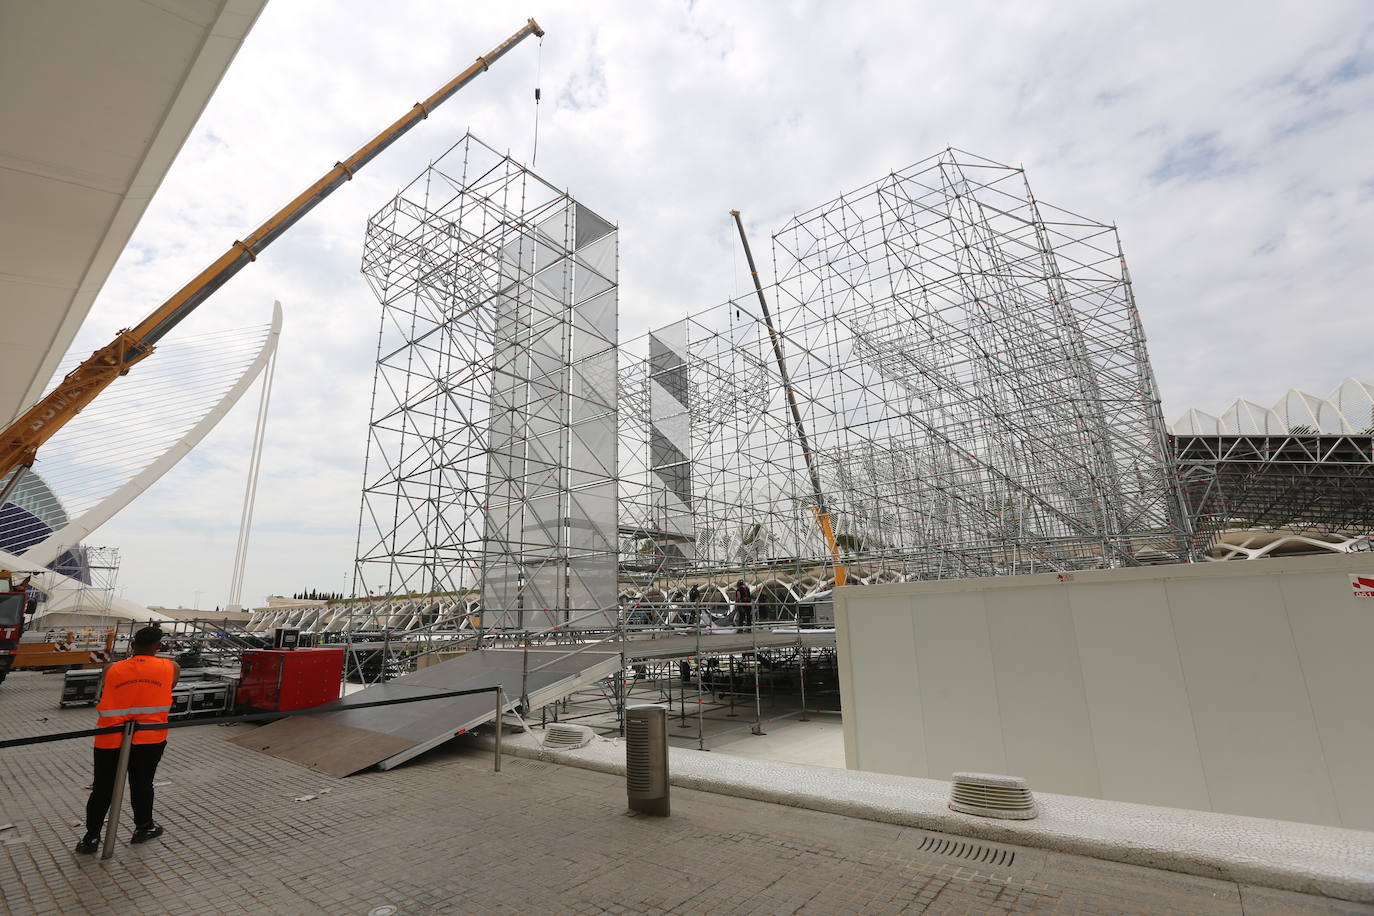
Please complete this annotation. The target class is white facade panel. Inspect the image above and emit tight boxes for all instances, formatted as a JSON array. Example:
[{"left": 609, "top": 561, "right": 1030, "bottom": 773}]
[
  {"left": 1166, "top": 575, "right": 1339, "bottom": 825},
  {"left": 1067, "top": 581, "right": 1211, "bottom": 811},
  {"left": 843, "top": 594, "right": 925, "bottom": 776},
  {"left": 837, "top": 553, "right": 1374, "bottom": 828},
  {"left": 983, "top": 588, "right": 1101, "bottom": 798},
  {"left": 909, "top": 591, "right": 1007, "bottom": 779},
  {"left": 1277, "top": 571, "right": 1374, "bottom": 828}
]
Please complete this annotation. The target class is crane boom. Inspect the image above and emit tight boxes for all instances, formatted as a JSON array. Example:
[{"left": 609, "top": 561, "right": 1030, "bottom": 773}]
[
  {"left": 729, "top": 210, "right": 848, "bottom": 588},
  {"left": 0, "top": 18, "right": 544, "bottom": 501}
]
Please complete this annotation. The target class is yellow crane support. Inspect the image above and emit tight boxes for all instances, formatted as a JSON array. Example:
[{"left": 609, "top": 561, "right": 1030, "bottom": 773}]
[
  {"left": 0, "top": 18, "right": 545, "bottom": 505},
  {"left": 729, "top": 210, "right": 848, "bottom": 588}
]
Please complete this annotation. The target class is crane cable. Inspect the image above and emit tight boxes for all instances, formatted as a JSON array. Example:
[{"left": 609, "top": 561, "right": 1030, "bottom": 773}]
[{"left": 531, "top": 36, "right": 544, "bottom": 166}]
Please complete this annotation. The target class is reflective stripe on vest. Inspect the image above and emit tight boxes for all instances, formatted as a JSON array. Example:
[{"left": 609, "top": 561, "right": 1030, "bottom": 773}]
[
  {"left": 98, "top": 705, "right": 172, "bottom": 717},
  {"left": 95, "top": 656, "right": 175, "bottom": 748}
]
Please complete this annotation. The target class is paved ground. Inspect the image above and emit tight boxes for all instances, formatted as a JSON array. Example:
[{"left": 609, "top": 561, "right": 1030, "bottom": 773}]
[
  {"left": 557, "top": 668, "right": 843, "bottom": 762},
  {"left": 710, "top": 713, "right": 845, "bottom": 768},
  {"left": 1, "top": 671, "right": 1366, "bottom": 915}
]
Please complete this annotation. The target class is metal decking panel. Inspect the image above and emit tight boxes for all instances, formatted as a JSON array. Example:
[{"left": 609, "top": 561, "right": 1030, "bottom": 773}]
[
  {"left": 374, "top": 650, "right": 622, "bottom": 771},
  {"left": 230, "top": 632, "right": 832, "bottom": 777},
  {"left": 231, "top": 647, "right": 622, "bottom": 777},
  {"left": 228, "top": 714, "right": 416, "bottom": 778}
]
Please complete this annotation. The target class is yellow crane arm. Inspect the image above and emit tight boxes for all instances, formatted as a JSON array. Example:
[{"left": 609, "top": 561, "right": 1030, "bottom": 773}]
[
  {"left": 0, "top": 18, "right": 544, "bottom": 501},
  {"left": 729, "top": 210, "right": 848, "bottom": 588}
]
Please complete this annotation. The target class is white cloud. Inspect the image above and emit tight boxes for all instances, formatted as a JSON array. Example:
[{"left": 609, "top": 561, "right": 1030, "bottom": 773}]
[{"left": 62, "top": 0, "right": 1374, "bottom": 608}]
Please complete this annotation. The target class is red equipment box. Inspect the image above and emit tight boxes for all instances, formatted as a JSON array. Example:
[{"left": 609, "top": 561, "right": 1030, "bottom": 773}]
[{"left": 236, "top": 648, "right": 343, "bottom": 712}]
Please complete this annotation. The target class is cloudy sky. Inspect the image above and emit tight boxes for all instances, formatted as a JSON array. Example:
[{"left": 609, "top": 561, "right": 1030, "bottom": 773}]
[{"left": 69, "top": 0, "right": 1374, "bottom": 609}]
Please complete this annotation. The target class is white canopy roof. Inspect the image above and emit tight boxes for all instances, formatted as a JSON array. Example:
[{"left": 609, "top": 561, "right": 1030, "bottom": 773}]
[{"left": 0, "top": 0, "right": 267, "bottom": 423}]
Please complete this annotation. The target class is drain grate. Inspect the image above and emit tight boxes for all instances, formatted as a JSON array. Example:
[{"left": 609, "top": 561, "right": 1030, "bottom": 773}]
[
  {"left": 499, "top": 758, "right": 557, "bottom": 775},
  {"left": 916, "top": 834, "right": 1015, "bottom": 867}
]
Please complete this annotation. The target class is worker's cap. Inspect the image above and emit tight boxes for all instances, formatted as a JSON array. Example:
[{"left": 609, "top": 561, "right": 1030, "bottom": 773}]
[{"left": 132, "top": 626, "right": 164, "bottom": 648}]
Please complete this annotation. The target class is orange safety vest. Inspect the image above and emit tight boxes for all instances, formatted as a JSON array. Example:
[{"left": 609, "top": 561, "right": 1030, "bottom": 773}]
[{"left": 94, "top": 655, "right": 176, "bottom": 748}]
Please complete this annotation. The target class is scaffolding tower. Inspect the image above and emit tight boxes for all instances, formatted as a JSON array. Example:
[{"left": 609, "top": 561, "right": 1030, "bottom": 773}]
[
  {"left": 355, "top": 134, "right": 619, "bottom": 630},
  {"left": 620, "top": 148, "right": 1190, "bottom": 592}
]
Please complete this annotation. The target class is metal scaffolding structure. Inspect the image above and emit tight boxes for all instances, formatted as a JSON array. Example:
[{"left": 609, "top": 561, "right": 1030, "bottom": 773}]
[
  {"left": 620, "top": 148, "right": 1190, "bottom": 595},
  {"left": 355, "top": 143, "right": 1188, "bottom": 640},
  {"left": 1175, "top": 434, "right": 1374, "bottom": 548},
  {"left": 44, "top": 544, "right": 120, "bottom": 618},
  {"left": 355, "top": 134, "right": 619, "bottom": 630},
  {"left": 1170, "top": 378, "right": 1374, "bottom": 553}
]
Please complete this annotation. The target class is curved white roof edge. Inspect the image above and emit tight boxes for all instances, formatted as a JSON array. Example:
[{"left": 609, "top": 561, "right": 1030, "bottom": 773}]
[
  {"left": 0, "top": 546, "right": 170, "bottom": 623},
  {"left": 1, "top": 0, "right": 270, "bottom": 424},
  {"left": 1170, "top": 377, "right": 1374, "bottom": 436},
  {"left": 20, "top": 302, "right": 282, "bottom": 569}
]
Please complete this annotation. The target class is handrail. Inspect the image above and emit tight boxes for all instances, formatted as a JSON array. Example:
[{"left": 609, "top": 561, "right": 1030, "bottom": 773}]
[
  {"left": 526, "top": 629, "right": 624, "bottom": 674},
  {"left": 520, "top": 603, "right": 622, "bottom": 640},
  {"left": 0, "top": 683, "right": 502, "bottom": 750}
]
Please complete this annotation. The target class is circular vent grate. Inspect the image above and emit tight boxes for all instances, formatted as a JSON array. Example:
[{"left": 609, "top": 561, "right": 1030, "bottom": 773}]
[{"left": 949, "top": 772, "right": 1037, "bottom": 820}]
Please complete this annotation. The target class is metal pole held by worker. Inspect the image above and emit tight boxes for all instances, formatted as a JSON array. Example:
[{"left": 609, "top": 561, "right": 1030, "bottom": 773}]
[{"left": 100, "top": 721, "right": 137, "bottom": 860}]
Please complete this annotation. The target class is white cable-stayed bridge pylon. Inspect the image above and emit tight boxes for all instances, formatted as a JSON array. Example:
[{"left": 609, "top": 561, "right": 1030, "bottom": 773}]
[
  {"left": 1, "top": 302, "right": 282, "bottom": 573},
  {"left": 227, "top": 327, "right": 278, "bottom": 610}
]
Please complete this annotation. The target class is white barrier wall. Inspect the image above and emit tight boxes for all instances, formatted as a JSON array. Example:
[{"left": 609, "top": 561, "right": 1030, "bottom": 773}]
[{"left": 835, "top": 553, "right": 1374, "bottom": 830}]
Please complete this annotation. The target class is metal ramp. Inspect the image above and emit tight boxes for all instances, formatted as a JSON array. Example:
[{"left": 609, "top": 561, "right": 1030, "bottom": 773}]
[
  {"left": 230, "top": 630, "right": 837, "bottom": 777},
  {"left": 230, "top": 646, "right": 621, "bottom": 777}
]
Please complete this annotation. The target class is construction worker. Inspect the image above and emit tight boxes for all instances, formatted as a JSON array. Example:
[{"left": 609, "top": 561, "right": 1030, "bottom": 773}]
[
  {"left": 734, "top": 579, "right": 753, "bottom": 629},
  {"left": 684, "top": 584, "right": 703, "bottom": 626},
  {"left": 75, "top": 626, "right": 180, "bottom": 853}
]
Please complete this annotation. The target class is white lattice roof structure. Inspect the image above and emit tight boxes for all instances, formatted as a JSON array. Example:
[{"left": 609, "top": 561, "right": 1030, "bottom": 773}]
[
  {"left": 1171, "top": 378, "right": 1374, "bottom": 435},
  {"left": 1170, "top": 377, "right": 1374, "bottom": 551}
]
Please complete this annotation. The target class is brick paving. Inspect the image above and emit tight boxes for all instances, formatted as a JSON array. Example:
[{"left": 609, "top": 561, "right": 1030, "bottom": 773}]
[{"left": 0, "top": 670, "right": 1365, "bottom": 915}]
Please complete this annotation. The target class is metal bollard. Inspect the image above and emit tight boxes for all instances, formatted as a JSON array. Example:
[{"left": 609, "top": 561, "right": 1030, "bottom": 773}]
[
  {"left": 520, "top": 631, "right": 531, "bottom": 712},
  {"left": 751, "top": 620, "right": 765, "bottom": 735},
  {"left": 625, "top": 704, "right": 669, "bottom": 816},
  {"left": 494, "top": 686, "right": 504, "bottom": 773},
  {"left": 100, "top": 721, "right": 136, "bottom": 859}
]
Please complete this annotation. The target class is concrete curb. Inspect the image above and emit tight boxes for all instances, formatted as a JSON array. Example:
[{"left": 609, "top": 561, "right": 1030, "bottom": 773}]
[{"left": 479, "top": 728, "right": 1374, "bottom": 904}]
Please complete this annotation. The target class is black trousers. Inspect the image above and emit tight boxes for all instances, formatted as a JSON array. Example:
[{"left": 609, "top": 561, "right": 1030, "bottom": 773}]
[{"left": 85, "top": 741, "right": 165, "bottom": 836}]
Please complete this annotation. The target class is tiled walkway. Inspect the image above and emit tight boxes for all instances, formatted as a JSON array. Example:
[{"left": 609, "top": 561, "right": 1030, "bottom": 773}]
[{"left": 0, "top": 672, "right": 1364, "bottom": 914}]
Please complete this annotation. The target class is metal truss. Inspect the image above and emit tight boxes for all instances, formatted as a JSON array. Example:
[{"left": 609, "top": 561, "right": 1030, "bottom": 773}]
[
  {"left": 246, "top": 593, "right": 480, "bottom": 634},
  {"left": 1175, "top": 433, "right": 1374, "bottom": 549},
  {"left": 1169, "top": 377, "right": 1374, "bottom": 554},
  {"left": 354, "top": 134, "right": 619, "bottom": 630},
  {"left": 620, "top": 148, "right": 1190, "bottom": 594}
]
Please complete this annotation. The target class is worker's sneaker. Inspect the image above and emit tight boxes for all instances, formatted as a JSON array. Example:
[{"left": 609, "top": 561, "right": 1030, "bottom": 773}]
[
  {"left": 74, "top": 835, "right": 100, "bottom": 854},
  {"left": 130, "top": 823, "right": 164, "bottom": 844}
]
